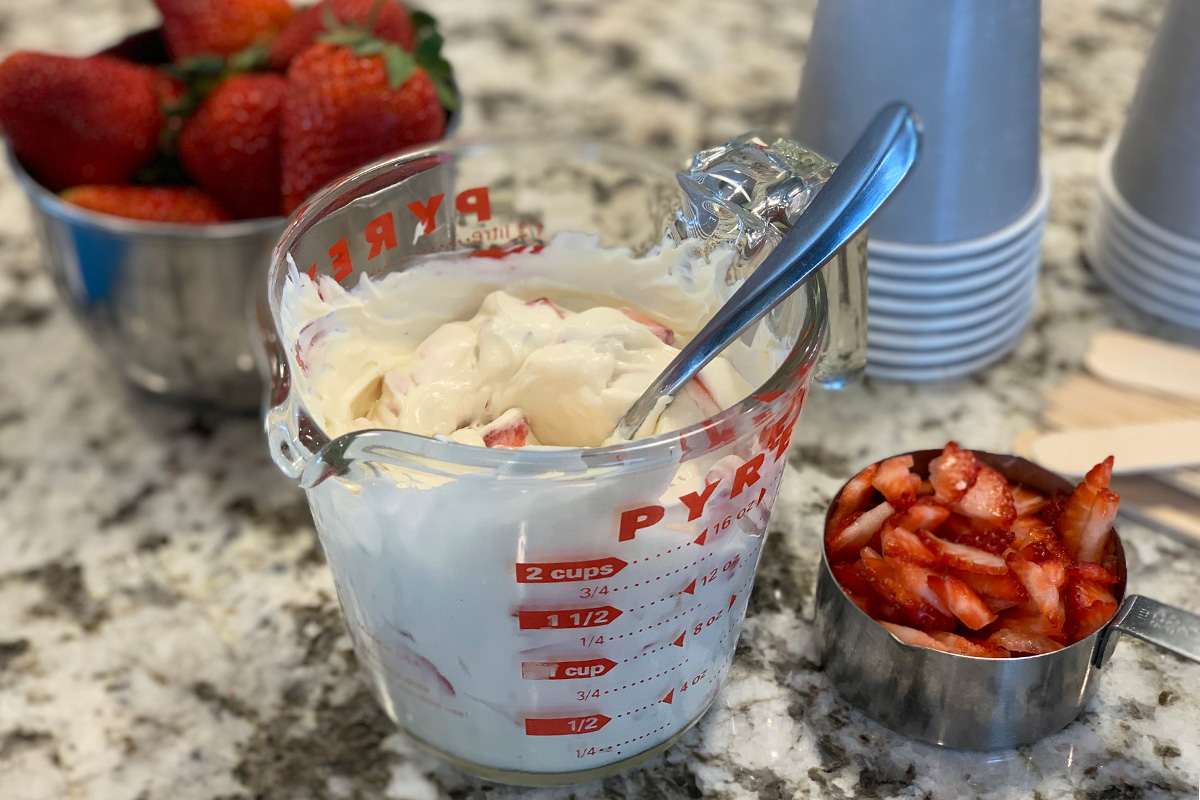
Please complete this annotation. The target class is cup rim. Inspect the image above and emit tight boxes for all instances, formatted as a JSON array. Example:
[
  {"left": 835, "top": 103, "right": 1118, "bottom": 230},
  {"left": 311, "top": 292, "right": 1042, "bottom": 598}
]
[
  {"left": 867, "top": 249, "right": 1039, "bottom": 317},
  {"left": 867, "top": 217, "right": 1046, "bottom": 279},
  {"left": 867, "top": 297, "right": 1032, "bottom": 352},
  {"left": 866, "top": 170, "right": 1051, "bottom": 261},
  {"left": 1100, "top": 138, "right": 1200, "bottom": 257},
  {"left": 864, "top": 329, "right": 1025, "bottom": 380},
  {"left": 1101, "top": 222, "right": 1200, "bottom": 299},
  {"left": 265, "top": 136, "right": 830, "bottom": 479},
  {"left": 868, "top": 237, "right": 1041, "bottom": 297}
]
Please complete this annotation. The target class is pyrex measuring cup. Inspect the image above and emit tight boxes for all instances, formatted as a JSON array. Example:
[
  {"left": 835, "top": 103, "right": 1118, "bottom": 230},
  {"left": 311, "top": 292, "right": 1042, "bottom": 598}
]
[{"left": 259, "top": 138, "right": 865, "bottom": 784}]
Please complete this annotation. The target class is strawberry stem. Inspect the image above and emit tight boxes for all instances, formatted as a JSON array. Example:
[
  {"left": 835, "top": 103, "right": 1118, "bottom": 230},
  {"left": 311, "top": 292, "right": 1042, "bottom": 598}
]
[{"left": 364, "top": 0, "right": 388, "bottom": 34}]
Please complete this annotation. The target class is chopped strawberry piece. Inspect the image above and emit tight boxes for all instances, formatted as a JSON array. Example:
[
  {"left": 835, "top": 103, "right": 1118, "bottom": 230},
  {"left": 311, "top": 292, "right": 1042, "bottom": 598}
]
[
  {"left": 881, "top": 524, "right": 940, "bottom": 568},
  {"left": 856, "top": 548, "right": 956, "bottom": 631},
  {"left": 826, "top": 502, "right": 893, "bottom": 561},
  {"left": 928, "top": 574, "right": 997, "bottom": 630},
  {"left": 1017, "top": 540, "right": 1070, "bottom": 566},
  {"left": 481, "top": 414, "right": 532, "bottom": 448},
  {"left": 1067, "top": 561, "right": 1120, "bottom": 585},
  {"left": 928, "top": 441, "right": 980, "bottom": 503},
  {"left": 1011, "top": 515, "right": 1056, "bottom": 549},
  {"left": 938, "top": 514, "right": 1014, "bottom": 556},
  {"left": 1008, "top": 557, "right": 1067, "bottom": 632},
  {"left": 685, "top": 376, "right": 722, "bottom": 418},
  {"left": 894, "top": 499, "right": 950, "bottom": 531},
  {"left": 887, "top": 558, "right": 953, "bottom": 618},
  {"left": 918, "top": 531, "right": 1009, "bottom": 575},
  {"left": 953, "top": 465, "right": 1017, "bottom": 527},
  {"left": 991, "top": 603, "right": 1061, "bottom": 637},
  {"left": 955, "top": 569, "right": 1029, "bottom": 604},
  {"left": 831, "top": 562, "right": 875, "bottom": 598},
  {"left": 525, "top": 297, "right": 565, "bottom": 318},
  {"left": 1057, "top": 456, "right": 1119, "bottom": 564},
  {"left": 830, "top": 463, "right": 880, "bottom": 530},
  {"left": 619, "top": 307, "right": 674, "bottom": 344},
  {"left": 1012, "top": 484, "right": 1049, "bottom": 516},
  {"left": 986, "top": 627, "right": 1065, "bottom": 655},
  {"left": 1038, "top": 491, "right": 1069, "bottom": 528},
  {"left": 981, "top": 596, "right": 1022, "bottom": 614},
  {"left": 872, "top": 455, "right": 921, "bottom": 510},
  {"left": 926, "top": 631, "right": 1009, "bottom": 658}
]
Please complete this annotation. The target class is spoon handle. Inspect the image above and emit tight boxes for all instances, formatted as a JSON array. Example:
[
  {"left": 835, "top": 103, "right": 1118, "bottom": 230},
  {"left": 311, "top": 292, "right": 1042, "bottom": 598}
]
[{"left": 614, "top": 103, "right": 922, "bottom": 441}]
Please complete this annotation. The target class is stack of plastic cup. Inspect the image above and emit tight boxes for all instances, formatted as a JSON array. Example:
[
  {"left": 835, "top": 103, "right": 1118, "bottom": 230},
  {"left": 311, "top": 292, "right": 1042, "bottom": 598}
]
[
  {"left": 793, "top": 0, "right": 1048, "bottom": 381},
  {"left": 1083, "top": 0, "right": 1200, "bottom": 330}
]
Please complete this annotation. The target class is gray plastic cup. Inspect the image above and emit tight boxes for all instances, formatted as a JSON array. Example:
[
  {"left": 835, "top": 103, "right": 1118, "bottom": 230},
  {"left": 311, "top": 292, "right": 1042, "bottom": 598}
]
[
  {"left": 794, "top": 0, "right": 1042, "bottom": 245},
  {"left": 1110, "top": 0, "right": 1200, "bottom": 242}
]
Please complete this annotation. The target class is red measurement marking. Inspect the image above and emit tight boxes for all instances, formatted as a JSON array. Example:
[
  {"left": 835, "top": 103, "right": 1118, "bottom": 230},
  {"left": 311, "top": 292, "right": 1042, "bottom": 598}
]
[
  {"left": 660, "top": 689, "right": 674, "bottom": 705},
  {"left": 729, "top": 594, "right": 737, "bottom": 610},
  {"left": 525, "top": 715, "right": 611, "bottom": 736},
  {"left": 521, "top": 659, "right": 617, "bottom": 680},
  {"left": 519, "top": 606, "right": 622, "bottom": 630},
  {"left": 693, "top": 530, "right": 707, "bottom": 546},
  {"left": 681, "top": 579, "right": 696, "bottom": 595},
  {"left": 672, "top": 632, "right": 686, "bottom": 647},
  {"left": 516, "top": 557, "right": 627, "bottom": 584}
]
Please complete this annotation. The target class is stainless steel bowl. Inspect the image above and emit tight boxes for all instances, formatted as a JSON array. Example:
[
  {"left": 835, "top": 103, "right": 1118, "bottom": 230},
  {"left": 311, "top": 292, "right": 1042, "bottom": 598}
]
[
  {"left": 9, "top": 27, "right": 461, "bottom": 413},
  {"left": 10, "top": 147, "right": 285, "bottom": 412},
  {"left": 813, "top": 450, "right": 1200, "bottom": 750}
]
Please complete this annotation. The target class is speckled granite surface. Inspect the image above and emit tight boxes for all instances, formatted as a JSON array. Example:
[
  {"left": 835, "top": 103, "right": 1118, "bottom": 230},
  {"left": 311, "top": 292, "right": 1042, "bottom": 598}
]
[{"left": 1, "top": 0, "right": 1198, "bottom": 798}]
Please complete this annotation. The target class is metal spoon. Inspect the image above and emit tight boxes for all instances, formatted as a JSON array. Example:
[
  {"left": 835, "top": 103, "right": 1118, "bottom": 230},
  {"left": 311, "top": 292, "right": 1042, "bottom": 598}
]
[{"left": 612, "top": 102, "right": 922, "bottom": 441}]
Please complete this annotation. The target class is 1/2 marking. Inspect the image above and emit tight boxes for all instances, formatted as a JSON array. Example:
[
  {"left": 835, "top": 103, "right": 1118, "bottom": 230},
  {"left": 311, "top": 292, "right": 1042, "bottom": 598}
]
[
  {"left": 519, "top": 606, "right": 622, "bottom": 630},
  {"left": 526, "top": 715, "right": 611, "bottom": 736}
]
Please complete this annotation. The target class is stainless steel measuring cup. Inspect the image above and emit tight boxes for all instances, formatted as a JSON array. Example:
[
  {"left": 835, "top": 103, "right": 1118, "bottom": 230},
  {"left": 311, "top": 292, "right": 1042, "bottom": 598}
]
[{"left": 813, "top": 449, "right": 1200, "bottom": 750}]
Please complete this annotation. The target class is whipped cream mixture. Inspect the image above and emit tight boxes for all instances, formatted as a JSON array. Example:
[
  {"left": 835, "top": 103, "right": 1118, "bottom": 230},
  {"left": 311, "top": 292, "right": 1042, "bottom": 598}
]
[{"left": 281, "top": 233, "right": 781, "bottom": 448}]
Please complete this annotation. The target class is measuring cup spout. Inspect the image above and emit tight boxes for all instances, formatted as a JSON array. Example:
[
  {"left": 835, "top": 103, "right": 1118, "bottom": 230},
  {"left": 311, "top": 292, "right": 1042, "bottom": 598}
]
[{"left": 1096, "top": 594, "right": 1200, "bottom": 669}]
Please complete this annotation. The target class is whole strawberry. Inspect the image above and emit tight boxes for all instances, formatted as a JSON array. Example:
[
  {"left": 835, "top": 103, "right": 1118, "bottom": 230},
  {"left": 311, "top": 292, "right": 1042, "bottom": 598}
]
[
  {"left": 268, "top": 0, "right": 416, "bottom": 72},
  {"left": 62, "top": 185, "right": 232, "bottom": 224},
  {"left": 0, "top": 53, "right": 161, "bottom": 192},
  {"left": 154, "top": 0, "right": 295, "bottom": 60},
  {"left": 280, "top": 43, "right": 446, "bottom": 214},
  {"left": 179, "top": 73, "right": 286, "bottom": 219}
]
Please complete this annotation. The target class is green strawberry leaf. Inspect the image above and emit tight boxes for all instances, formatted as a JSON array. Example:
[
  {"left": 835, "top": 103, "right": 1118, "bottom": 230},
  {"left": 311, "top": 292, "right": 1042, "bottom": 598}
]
[
  {"left": 411, "top": 10, "right": 438, "bottom": 35},
  {"left": 321, "top": 5, "right": 341, "bottom": 32},
  {"left": 354, "top": 40, "right": 386, "bottom": 56},
  {"left": 409, "top": 10, "right": 457, "bottom": 112},
  {"left": 432, "top": 77, "right": 459, "bottom": 112},
  {"left": 382, "top": 44, "right": 416, "bottom": 90},
  {"left": 227, "top": 44, "right": 269, "bottom": 73}
]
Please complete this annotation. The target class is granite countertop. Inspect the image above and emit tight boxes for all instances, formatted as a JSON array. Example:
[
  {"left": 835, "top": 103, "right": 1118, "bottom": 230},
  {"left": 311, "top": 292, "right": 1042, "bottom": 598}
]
[{"left": 1, "top": 0, "right": 1198, "bottom": 798}]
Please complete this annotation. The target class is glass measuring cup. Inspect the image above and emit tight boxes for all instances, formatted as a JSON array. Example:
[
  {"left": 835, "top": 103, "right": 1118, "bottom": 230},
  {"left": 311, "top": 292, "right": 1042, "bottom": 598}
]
[{"left": 258, "top": 139, "right": 865, "bottom": 784}]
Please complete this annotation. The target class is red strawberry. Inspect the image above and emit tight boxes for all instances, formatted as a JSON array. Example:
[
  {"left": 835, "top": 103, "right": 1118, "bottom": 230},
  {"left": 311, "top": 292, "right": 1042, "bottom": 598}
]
[
  {"left": 1011, "top": 514, "right": 1056, "bottom": 550},
  {"left": 0, "top": 53, "right": 161, "bottom": 191},
  {"left": 269, "top": 0, "right": 417, "bottom": 71},
  {"left": 881, "top": 623, "right": 1006, "bottom": 658},
  {"left": 928, "top": 441, "right": 980, "bottom": 503},
  {"left": 179, "top": 74, "right": 286, "bottom": 219},
  {"left": 281, "top": 43, "right": 447, "bottom": 214},
  {"left": 887, "top": 558, "right": 954, "bottom": 619},
  {"left": 526, "top": 297, "right": 565, "bottom": 319},
  {"left": 917, "top": 530, "right": 1009, "bottom": 575},
  {"left": 154, "top": 0, "right": 295, "bottom": 59},
  {"left": 1057, "top": 456, "right": 1119, "bottom": 564},
  {"left": 872, "top": 455, "right": 921, "bottom": 510},
  {"left": 1067, "top": 561, "right": 1120, "bottom": 586},
  {"left": 829, "top": 463, "right": 878, "bottom": 531},
  {"left": 1007, "top": 556, "right": 1067, "bottom": 632},
  {"left": 61, "top": 185, "right": 231, "bottom": 224},
  {"left": 954, "top": 569, "right": 1029, "bottom": 605},
  {"left": 986, "top": 627, "right": 1064, "bottom": 655},
  {"left": 952, "top": 465, "right": 1016, "bottom": 527},
  {"left": 880, "top": 524, "right": 939, "bottom": 568},
  {"left": 620, "top": 307, "right": 675, "bottom": 344},
  {"left": 481, "top": 412, "right": 533, "bottom": 449},
  {"left": 938, "top": 514, "right": 1015, "bottom": 556},
  {"left": 1012, "top": 484, "right": 1048, "bottom": 516},
  {"left": 928, "top": 574, "right": 997, "bottom": 630},
  {"left": 892, "top": 498, "right": 950, "bottom": 532},
  {"left": 855, "top": 548, "right": 956, "bottom": 631},
  {"left": 826, "top": 501, "right": 893, "bottom": 561},
  {"left": 1065, "top": 577, "right": 1118, "bottom": 640}
]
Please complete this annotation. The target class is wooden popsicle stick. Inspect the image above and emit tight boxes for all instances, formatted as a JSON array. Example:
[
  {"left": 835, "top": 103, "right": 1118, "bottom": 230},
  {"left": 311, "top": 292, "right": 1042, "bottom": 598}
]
[
  {"left": 1084, "top": 329, "right": 1200, "bottom": 402},
  {"left": 1029, "top": 420, "right": 1200, "bottom": 477}
]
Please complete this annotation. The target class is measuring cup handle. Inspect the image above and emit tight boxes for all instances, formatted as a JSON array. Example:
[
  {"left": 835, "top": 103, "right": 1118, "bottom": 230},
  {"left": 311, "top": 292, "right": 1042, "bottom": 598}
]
[{"left": 1099, "top": 594, "right": 1200, "bottom": 667}]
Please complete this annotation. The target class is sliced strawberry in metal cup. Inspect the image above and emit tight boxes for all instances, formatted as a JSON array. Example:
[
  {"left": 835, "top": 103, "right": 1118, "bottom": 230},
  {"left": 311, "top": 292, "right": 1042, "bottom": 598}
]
[
  {"left": 985, "top": 627, "right": 1065, "bottom": 656},
  {"left": 880, "top": 524, "right": 940, "bottom": 568},
  {"left": 872, "top": 455, "right": 921, "bottom": 510},
  {"left": 1057, "top": 456, "right": 1119, "bottom": 564},
  {"left": 1007, "top": 556, "right": 1067, "bottom": 632},
  {"left": 856, "top": 548, "right": 956, "bottom": 632},
  {"left": 829, "top": 463, "right": 879, "bottom": 531},
  {"left": 917, "top": 530, "right": 1009, "bottom": 575},
  {"left": 928, "top": 441, "right": 980, "bottom": 504},
  {"left": 893, "top": 499, "right": 950, "bottom": 532},
  {"left": 952, "top": 465, "right": 1016, "bottom": 527},
  {"left": 826, "top": 501, "right": 893, "bottom": 562},
  {"left": 928, "top": 573, "right": 997, "bottom": 630}
]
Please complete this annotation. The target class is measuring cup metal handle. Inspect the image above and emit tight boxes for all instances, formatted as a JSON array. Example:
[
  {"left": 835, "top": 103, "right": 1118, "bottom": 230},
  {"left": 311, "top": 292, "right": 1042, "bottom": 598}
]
[{"left": 1096, "top": 594, "right": 1200, "bottom": 668}]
